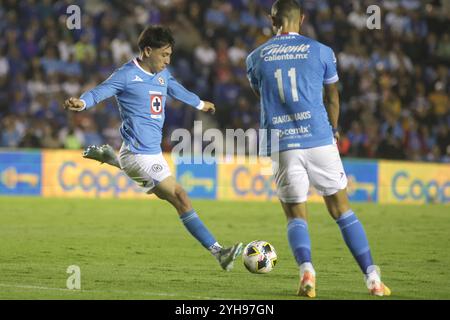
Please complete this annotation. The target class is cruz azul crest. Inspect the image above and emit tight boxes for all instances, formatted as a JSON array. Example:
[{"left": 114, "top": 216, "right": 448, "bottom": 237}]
[{"left": 150, "top": 91, "right": 163, "bottom": 118}]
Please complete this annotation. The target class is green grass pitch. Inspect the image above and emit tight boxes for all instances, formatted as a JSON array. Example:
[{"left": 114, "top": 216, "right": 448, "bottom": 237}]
[{"left": 0, "top": 197, "right": 449, "bottom": 300}]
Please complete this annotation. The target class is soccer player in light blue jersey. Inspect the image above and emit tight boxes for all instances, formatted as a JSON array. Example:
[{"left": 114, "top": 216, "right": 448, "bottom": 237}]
[
  {"left": 64, "top": 26, "right": 242, "bottom": 271},
  {"left": 246, "top": 0, "right": 390, "bottom": 297}
]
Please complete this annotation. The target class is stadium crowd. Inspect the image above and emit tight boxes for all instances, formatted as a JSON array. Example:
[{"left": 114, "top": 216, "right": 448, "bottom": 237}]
[{"left": 0, "top": 0, "right": 449, "bottom": 162}]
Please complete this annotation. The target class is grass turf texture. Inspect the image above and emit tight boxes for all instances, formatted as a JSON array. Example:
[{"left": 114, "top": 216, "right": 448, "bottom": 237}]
[{"left": 0, "top": 197, "right": 449, "bottom": 300}]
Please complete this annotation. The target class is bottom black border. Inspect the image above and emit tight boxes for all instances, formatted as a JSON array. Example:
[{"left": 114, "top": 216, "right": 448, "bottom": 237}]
[{"left": 1, "top": 299, "right": 446, "bottom": 318}]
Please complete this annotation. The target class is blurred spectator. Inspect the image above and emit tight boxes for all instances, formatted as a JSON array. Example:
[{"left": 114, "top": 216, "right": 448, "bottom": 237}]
[
  {"left": 0, "top": 53, "right": 8, "bottom": 77},
  {"left": 111, "top": 32, "right": 133, "bottom": 66},
  {"left": 436, "top": 125, "right": 450, "bottom": 158},
  {"left": 81, "top": 119, "right": 103, "bottom": 147},
  {"left": 230, "top": 96, "right": 258, "bottom": 130},
  {"left": 0, "top": 116, "right": 24, "bottom": 148},
  {"left": 19, "top": 127, "right": 42, "bottom": 148},
  {"left": 347, "top": 5, "right": 366, "bottom": 31},
  {"left": 337, "top": 133, "right": 351, "bottom": 156},
  {"left": 41, "top": 124, "right": 62, "bottom": 149},
  {"left": 101, "top": 117, "right": 122, "bottom": 150},
  {"left": 59, "top": 125, "right": 84, "bottom": 150},
  {"left": 429, "top": 82, "right": 449, "bottom": 118},
  {"left": 436, "top": 34, "right": 450, "bottom": 61},
  {"left": 228, "top": 38, "right": 247, "bottom": 66},
  {"left": 347, "top": 121, "right": 368, "bottom": 157},
  {"left": 376, "top": 129, "right": 406, "bottom": 160}
]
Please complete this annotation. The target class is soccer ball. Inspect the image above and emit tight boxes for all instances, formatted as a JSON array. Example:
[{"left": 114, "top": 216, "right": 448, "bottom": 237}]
[{"left": 242, "top": 240, "right": 277, "bottom": 274}]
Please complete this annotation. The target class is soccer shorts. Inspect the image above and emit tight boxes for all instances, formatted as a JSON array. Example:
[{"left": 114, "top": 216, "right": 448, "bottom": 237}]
[
  {"left": 271, "top": 143, "right": 348, "bottom": 203},
  {"left": 118, "top": 143, "right": 172, "bottom": 193}
]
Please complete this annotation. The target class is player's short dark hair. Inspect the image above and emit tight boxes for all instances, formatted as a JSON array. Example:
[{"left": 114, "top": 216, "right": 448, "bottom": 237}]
[
  {"left": 271, "top": 0, "right": 303, "bottom": 26},
  {"left": 137, "top": 25, "right": 175, "bottom": 51}
]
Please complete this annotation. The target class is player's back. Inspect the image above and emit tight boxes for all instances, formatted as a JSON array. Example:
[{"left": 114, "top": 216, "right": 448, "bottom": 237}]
[{"left": 247, "top": 33, "right": 338, "bottom": 153}]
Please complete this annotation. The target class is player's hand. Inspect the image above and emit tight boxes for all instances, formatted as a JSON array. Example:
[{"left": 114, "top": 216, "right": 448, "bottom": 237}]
[
  {"left": 64, "top": 97, "right": 85, "bottom": 112},
  {"left": 201, "top": 101, "right": 215, "bottom": 115},
  {"left": 334, "top": 131, "right": 340, "bottom": 142}
]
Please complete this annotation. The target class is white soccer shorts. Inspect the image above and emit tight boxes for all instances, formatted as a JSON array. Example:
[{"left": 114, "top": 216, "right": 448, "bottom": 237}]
[
  {"left": 118, "top": 144, "right": 172, "bottom": 193},
  {"left": 271, "top": 143, "right": 348, "bottom": 203}
]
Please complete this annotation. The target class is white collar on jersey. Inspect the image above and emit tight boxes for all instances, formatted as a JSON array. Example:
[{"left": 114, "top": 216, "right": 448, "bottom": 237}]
[
  {"left": 276, "top": 31, "right": 300, "bottom": 36},
  {"left": 133, "top": 58, "right": 155, "bottom": 76}
]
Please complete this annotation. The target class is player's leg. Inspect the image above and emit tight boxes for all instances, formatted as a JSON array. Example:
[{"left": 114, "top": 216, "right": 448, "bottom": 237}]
[
  {"left": 323, "top": 190, "right": 390, "bottom": 296},
  {"left": 152, "top": 176, "right": 242, "bottom": 271},
  {"left": 323, "top": 190, "right": 373, "bottom": 274},
  {"left": 118, "top": 146, "right": 242, "bottom": 271},
  {"left": 272, "top": 150, "right": 316, "bottom": 297},
  {"left": 307, "top": 143, "right": 390, "bottom": 296},
  {"left": 281, "top": 201, "right": 316, "bottom": 298},
  {"left": 83, "top": 144, "right": 121, "bottom": 168},
  {"left": 152, "top": 175, "right": 192, "bottom": 214}
]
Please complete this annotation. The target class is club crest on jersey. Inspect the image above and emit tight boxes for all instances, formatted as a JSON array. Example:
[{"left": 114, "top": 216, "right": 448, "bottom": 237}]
[
  {"left": 158, "top": 77, "right": 165, "bottom": 85},
  {"left": 149, "top": 91, "right": 163, "bottom": 118}
]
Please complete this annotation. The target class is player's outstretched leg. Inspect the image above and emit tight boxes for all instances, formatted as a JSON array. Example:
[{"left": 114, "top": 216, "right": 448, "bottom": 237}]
[
  {"left": 178, "top": 209, "right": 243, "bottom": 271},
  {"left": 216, "top": 242, "right": 244, "bottom": 271},
  {"left": 324, "top": 190, "right": 391, "bottom": 296},
  {"left": 83, "top": 144, "right": 121, "bottom": 168},
  {"left": 281, "top": 202, "right": 316, "bottom": 298},
  {"left": 154, "top": 176, "right": 243, "bottom": 271}
]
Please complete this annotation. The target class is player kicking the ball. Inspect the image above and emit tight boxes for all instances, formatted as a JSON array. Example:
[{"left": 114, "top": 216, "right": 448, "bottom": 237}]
[
  {"left": 64, "top": 25, "right": 242, "bottom": 271},
  {"left": 246, "top": 0, "right": 390, "bottom": 297}
]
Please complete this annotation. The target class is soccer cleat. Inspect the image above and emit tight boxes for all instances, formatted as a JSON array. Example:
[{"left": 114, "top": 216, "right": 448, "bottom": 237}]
[
  {"left": 368, "top": 280, "right": 391, "bottom": 297},
  {"left": 83, "top": 144, "right": 121, "bottom": 168},
  {"left": 365, "top": 265, "right": 391, "bottom": 297},
  {"left": 297, "top": 270, "right": 316, "bottom": 298},
  {"left": 217, "top": 242, "right": 243, "bottom": 271}
]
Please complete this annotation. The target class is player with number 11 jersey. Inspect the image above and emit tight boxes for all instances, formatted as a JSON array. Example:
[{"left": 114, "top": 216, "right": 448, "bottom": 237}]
[
  {"left": 246, "top": 32, "right": 338, "bottom": 155},
  {"left": 246, "top": 0, "right": 390, "bottom": 298}
]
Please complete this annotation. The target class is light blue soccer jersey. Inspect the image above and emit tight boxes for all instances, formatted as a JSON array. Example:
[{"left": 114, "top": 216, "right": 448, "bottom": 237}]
[
  {"left": 246, "top": 32, "right": 339, "bottom": 156},
  {"left": 80, "top": 58, "right": 203, "bottom": 154}
]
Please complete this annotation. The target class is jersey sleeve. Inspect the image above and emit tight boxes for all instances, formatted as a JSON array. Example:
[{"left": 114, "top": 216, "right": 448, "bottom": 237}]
[
  {"left": 167, "top": 72, "right": 202, "bottom": 109},
  {"left": 246, "top": 53, "right": 259, "bottom": 92},
  {"left": 319, "top": 44, "right": 339, "bottom": 85},
  {"left": 80, "top": 68, "right": 127, "bottom": 109}
]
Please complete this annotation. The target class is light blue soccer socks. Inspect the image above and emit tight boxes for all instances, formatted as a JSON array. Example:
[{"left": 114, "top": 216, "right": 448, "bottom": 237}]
[
  {"left": 336, "top": 210, "right": 374, "bottom": 273},
  {"left": 180, "top": 210, "right": 217, "bottom": 250},
  {"left": 287, "top": 218, "right": 312, "bottom": 265}
]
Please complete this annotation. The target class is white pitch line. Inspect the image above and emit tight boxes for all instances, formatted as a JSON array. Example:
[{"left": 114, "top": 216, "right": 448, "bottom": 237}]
[
  {"left": 0, "top": 283, "right": 233, "bottom": 300},
  {"left": 0, "top": 283, "right": 74, "bottom": 292}
]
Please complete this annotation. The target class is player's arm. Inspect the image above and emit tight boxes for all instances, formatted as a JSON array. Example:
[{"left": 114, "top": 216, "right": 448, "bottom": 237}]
[
  {"left": 324, "top": 82, "right": 340, "bottom": 140},
  {"left": 246, "top": 54, "right": 260, "bottom": 98},
  {"left": 64, "top": 70, "right": 127, "bottom": 112},
  {"left": 320, "top": 44, "right": 340, "bottom": 140},
  {"left": 167, "top": 74, "right": 215, "bottom": 114},
  {"left": 249, "top": 85, "right": 260, "bottom": 99}
]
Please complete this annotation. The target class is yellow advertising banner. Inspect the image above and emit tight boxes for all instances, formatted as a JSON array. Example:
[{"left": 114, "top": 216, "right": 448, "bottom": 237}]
[
  {"left": 42, "top": 150, "right": 175, "bottom": 198},
  {"left": 217, "top": 157, "right": 277, "bottom": 201},
  {"left": 378, "top": 161, "right": 450, "bottom": 204}
]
